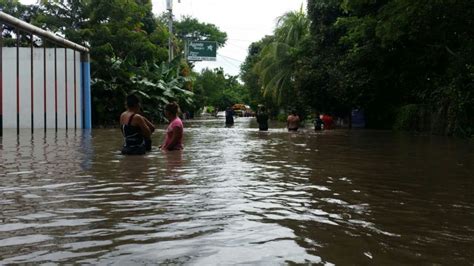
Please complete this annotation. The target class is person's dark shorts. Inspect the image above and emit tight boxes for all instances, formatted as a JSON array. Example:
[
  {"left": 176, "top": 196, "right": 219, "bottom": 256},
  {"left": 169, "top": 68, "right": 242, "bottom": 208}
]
[
  {"left": 288, "top": 128, "right": 298, "bottom": 132},
  {"left": 121, "top": 145, "right": 146, "bottom": 155},
  {"left": 145, "top": 138, "right": 152, "bottom": 151}
]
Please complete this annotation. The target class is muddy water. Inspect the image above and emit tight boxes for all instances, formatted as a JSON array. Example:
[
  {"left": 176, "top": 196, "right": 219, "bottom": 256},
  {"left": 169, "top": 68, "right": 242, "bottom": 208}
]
[{"left": 1, "top": 118, "right": 473, "bottom": 264}]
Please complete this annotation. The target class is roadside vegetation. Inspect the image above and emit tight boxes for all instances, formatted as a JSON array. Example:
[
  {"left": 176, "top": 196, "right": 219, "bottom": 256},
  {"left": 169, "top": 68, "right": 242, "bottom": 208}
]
[
  {"left": 2, "top": 0, "right": 472, "bottom": 136},
  {"left": 1, "top": 0, "right": 233, "bottom": 124},
  {"left": 241, "top": 1, "right": 473, "bottom": 136}
]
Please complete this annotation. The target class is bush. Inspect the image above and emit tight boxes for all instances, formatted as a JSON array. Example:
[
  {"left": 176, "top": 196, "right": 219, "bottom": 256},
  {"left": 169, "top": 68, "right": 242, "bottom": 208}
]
[
  {"left": 276, "top": 113, "right": 287, "bottom": 122},
  {"left": 393, "top": 104, "right": 421, "bottom": 131}
]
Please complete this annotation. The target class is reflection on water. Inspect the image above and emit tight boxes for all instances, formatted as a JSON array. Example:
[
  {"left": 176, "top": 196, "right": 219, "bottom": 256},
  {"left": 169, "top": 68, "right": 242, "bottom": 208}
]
[{"left": 1, "top": 119, "right": 473, "bottom": 264}]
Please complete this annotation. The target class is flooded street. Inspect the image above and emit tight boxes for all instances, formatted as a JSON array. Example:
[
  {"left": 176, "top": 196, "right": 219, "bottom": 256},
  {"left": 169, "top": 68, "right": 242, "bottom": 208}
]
[{"left": 1, "top": 118, "right": 473, "bottom": 264}]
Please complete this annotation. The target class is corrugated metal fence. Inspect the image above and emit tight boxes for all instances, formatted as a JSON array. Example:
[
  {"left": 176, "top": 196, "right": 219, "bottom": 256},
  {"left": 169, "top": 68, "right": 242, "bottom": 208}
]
[{"left": 0, "top": 11, "right": 91, "bottom": 136}]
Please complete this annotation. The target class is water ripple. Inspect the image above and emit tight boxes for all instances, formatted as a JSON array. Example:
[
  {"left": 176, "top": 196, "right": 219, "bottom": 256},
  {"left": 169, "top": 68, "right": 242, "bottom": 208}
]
[{"left": 0, "top": 120, "right": 473, "bottom": 264}]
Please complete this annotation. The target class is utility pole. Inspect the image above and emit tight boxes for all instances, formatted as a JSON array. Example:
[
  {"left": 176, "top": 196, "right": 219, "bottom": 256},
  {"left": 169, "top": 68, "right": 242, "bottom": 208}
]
[{"left": 166, "top": 0, "right": 173, "bottom": 62}]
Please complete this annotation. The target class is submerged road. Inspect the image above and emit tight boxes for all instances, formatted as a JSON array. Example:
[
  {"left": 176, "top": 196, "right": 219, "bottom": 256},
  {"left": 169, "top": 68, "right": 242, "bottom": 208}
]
[{"left": 0, "top": 117, "right": 473, "bottom": 264}]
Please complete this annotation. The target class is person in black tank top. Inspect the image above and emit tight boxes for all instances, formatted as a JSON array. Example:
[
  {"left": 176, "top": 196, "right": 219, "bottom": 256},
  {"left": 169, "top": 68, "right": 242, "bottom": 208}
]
[
  {"left": 121, "top": 113, "right": 146, "bottom": 155},
  {"left": 120, "top": 94, "right": 155, "bottom": 155}
]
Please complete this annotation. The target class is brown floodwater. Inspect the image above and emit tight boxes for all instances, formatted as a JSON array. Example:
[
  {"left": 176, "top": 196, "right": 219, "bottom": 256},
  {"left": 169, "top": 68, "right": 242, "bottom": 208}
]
[{"left": 0, "top": 118, "right": 473, "bottom": 264}]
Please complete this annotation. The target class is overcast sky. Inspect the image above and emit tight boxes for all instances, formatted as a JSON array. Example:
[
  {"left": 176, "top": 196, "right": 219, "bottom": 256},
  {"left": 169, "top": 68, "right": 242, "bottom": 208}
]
[{"left": 19, "top": 0, "right": 306, "bottom": 76}]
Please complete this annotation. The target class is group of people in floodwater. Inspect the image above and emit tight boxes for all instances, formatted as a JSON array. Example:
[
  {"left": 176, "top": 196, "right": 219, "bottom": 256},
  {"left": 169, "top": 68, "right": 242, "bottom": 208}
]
[
  {"left": 120, "top": 94, "right": 183, "bottom": 155},
  {"left": 259, "top": 108, "right": 327, "bottom": 131},
  {"left": 223, "top": 105, "right": 330, "bottom": 132},
  {"left": 120, "top": 94, "right": 331, "bottom": 155}
]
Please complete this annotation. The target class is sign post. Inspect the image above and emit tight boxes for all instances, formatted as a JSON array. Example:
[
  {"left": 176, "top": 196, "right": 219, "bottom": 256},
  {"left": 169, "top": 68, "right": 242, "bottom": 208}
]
[{"left": 187, "top": 41, "right": 217, "bottom": 61}]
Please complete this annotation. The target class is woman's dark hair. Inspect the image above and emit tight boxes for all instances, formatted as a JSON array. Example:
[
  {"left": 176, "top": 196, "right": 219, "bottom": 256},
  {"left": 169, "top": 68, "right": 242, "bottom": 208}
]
[
  {"left": 165, "top": 102, "right": 179, "bottom": 115},
  {"left": 126, "top": 94, "right": 140, "bottom": 108}
]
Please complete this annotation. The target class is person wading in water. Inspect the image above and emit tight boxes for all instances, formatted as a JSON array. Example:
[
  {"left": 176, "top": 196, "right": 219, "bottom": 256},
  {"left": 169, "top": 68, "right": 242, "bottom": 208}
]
[
  {"left": 120, "top": 94, "right": 155, "bottom": 155},
  {"left": 160, "top": 102, "right": 184, "bottom": 151},
  {"left": 287, "top": 110, "right": 300, "bottom": 132},
  {"left": 314, "top": 112, "right": 324, "bottom": 131},
  {"left": 225, "top": 106, "right": 235, "bottom": 126},
  {"left": 256, "top": 106, "right": 269, "bottom": 131}
]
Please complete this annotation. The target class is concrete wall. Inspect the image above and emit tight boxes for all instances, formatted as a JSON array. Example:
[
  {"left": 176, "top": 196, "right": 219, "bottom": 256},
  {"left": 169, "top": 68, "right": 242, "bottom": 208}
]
[{"left": 1, "top": 47, "right": 82, "bottom": 129}]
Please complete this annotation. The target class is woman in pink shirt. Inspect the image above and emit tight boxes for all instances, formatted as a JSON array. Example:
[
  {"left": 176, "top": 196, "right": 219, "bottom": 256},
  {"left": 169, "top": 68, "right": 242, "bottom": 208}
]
[{"left": 160, "top": 102, "right": 184, "bottom": 151}]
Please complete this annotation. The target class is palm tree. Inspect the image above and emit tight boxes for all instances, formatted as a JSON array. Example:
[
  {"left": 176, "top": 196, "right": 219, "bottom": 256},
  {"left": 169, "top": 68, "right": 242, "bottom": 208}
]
[
  {"left": 275, "top": 6, "right": 310, "bottom": 46},
  {"left": 255, "top": 7, "right": 309, "bottom": 104}
]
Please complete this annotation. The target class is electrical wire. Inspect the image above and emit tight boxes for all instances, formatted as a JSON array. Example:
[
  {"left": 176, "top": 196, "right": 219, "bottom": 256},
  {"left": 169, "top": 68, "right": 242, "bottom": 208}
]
[
  {"left": 225, "top": 42, "right": 249, "bottom": 51},
  {"left": 217, "top": 53, "right": 244, "bottom": 63}
]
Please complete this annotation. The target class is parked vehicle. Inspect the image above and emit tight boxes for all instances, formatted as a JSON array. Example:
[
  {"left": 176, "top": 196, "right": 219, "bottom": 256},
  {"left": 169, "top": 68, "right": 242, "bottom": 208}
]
[{"left": 232, "top": 104, "right": 253, "bottom": 117}]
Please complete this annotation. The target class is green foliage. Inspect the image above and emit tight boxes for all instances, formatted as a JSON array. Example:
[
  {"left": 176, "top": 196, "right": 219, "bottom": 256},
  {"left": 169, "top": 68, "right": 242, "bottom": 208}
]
[
  {"left": 241, "top": 0, "right": 473, "bottom": 136},
  {"left": 393, "top": 104, "right": 424, "bottom": 131},
  {"left": 3, "top": 0, "right": 200, "bottom": 125},
  {"left": 174, "top": 16, "right": 227, "bottom": 47},
  {"left": 276, "top": 113, "right": 287, "bottom": 122},
  {"left": 82, "top": 0, "right": 182, "bottom": 124},
  {"left": 254, "top": 9, "right": 309, "bottom": 105},
  {"left": 0, "top": 0, "right": 38, "bottom": 21},
  {"left": 193, "top": 68, "right": 247, "bottom": 111},
  {"left": 240, "top": 36, "right": 274, "bottom": 111},
  {"left": 0, "top": 0, "right": 40, "bottom": 46},
  {"left": 255, "top": 42, "right": 293, "bottom": 103},
  {"left": 2, "top": 0, "right": 235, "bottom": 124},
  {"left": 92, "top": 56, "right": 193, "bottom": 123},
  {"left": 292, "top": 0, "right": 474, "bottom": 135},
  {"left": 34, "top": 0, "right": 90, "bottom": 45},
  {"left": 275, "top": 6, "right": 310, "bottom": 46}
]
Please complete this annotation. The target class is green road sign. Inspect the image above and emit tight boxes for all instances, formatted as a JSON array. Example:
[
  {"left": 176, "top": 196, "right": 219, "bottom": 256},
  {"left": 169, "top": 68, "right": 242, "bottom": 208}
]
[{"left": 187, "top": 41, "right": 217, "bottom": 61}]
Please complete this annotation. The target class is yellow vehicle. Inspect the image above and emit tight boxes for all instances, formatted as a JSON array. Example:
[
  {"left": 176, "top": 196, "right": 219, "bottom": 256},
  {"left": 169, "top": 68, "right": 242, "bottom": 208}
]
[
  {"left": 233, "top": 104, "right": 253, "bottom": 117},
  {"left": 232, "top": 104, "right": 246, "bottom": 110},
  {"left": 232, "top": 104, "right": 245, "bottom": 117}
]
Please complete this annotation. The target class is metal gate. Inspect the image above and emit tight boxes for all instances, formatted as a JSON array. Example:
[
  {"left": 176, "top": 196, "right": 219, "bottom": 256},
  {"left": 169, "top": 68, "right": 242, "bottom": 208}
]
[{"left": 0, "top": 11, "right": 91, "bottom": 136}]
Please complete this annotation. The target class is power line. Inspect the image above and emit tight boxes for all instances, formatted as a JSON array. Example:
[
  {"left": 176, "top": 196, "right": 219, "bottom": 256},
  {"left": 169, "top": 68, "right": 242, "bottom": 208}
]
[
  {"left": 218, "top": 56, "right": 243, "bottom": 71},
  {"left": 225, "top": 42, "right": 249, "bottom": 51},
  {"left": 218, "top": 56, "right": 241, "bottom": 70},
  {"left": 217, "top": 53, "right": 244, "bottom": 63},
  {"left": 218, "top": 56, "right": 243, "bottom": 72}
]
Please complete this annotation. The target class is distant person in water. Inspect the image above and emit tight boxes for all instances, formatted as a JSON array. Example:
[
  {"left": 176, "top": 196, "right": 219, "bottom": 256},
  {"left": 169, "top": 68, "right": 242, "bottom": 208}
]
[
  {"left": 287, "top": 110, "right": 300, "bottom": 131},
  {"left": 120, "top": 94, "right": 155, "bottom": 155},
  {"left": 225, "top": 106, "right": 235, "bottom": 125},
  {"left": 256, "top": 106, "right": 269, "bottom": 131},
  {"left": 321, "top": 114, "right": 334, "bottom": 129},
  {"left": 160, "top": 102, "right": 184, "bottom": 151},
  {"left": 314, "top": 112, "right": 324, "bottom": 131}
]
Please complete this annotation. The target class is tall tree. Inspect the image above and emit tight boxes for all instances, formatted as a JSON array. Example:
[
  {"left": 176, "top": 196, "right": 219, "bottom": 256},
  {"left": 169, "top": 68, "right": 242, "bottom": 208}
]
[
  {"left": 301, "top": 0, "right": 355, "bottom": 117},
  {"left": 33, "top": 0, "right": 188, "bottom": 124},
  {"left": 174, "top": 16, "right": 227, "bottom": 47},
  {"left": 254, "top": 8, "right": 309, "bottom": 106},
  {"left": 0, "top": 0, "right": 40, "bottom": 46},
  {"left": 240, "top": 35, "right": 274, "bottom": 110},
  {"left": 193, "top": 68, "right": 247, "bottom": 111},
  {"left": 303, "top": 0, "right": 474, "bottom": 135}
]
